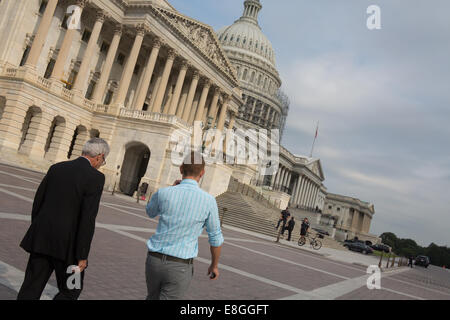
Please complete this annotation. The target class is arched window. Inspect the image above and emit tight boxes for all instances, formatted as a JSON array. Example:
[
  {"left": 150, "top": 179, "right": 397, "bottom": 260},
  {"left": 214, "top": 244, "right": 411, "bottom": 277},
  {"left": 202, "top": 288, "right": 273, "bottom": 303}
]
[
  {"left": 257, "top": 74, "right": 262, "bottom": 86},
  {"left": 242, "top": 69, "right": 248, "bottom": 81},
  {"left": 263, "top": 78, "right": 267, "bottom": 89},
  {"left": 224, "top": 35, "right": 228, "bottom": 41},
  {"left": 230, "top": 35, "right": 234, "bottom": 42},
  {"left": 236, "top": 36, "right": 240, "bottom": 43},
  {"left": 250, "top": 71, "right": 255, "bottom": 83}
]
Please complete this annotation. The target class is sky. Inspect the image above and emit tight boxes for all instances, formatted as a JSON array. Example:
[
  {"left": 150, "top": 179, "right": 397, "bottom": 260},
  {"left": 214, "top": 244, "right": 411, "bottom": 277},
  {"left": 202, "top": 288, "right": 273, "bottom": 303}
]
[{"left": 168, "top": 0, "right": 450, "bottom": 247}]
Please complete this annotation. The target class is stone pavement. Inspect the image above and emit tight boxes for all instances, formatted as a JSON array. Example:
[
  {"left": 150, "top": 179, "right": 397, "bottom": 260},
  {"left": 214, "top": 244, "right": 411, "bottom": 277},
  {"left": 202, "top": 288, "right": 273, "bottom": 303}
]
[{"left": 1, "top": 162, "right": 449, "bottom": 300}]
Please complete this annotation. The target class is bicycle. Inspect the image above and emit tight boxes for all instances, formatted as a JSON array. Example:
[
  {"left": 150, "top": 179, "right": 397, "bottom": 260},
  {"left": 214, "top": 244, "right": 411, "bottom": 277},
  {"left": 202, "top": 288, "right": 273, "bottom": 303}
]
[{"left": 298, "top": 232, "right": 322, "bottom": 250}]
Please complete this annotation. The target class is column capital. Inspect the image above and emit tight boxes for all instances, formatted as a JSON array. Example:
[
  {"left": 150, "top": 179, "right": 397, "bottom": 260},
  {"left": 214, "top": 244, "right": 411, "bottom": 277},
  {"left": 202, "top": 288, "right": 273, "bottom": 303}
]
[
  {"left": 180, "top": 59, "right": 189, "bottom": 70},
  {"left": 136, "top": 23, "right": 149, "bottom": 36},
  {"left": 202, "top": 78, "right": 212, "bottom": 88},
  {"left": 212, "top": 86, "right": 222, "bottom": 96},
  {"left": 113, "top": 23, "right": 123, "bottom": 36},
  {"left": 95, "top": 10, "right": 108, "bottom": 23},
  {"left": 167, "top": 49, "right": 177, "bottom": 60},
  {"left": 192, "top": 70, "right": 201, "bottom": 80},
  {"left": 222, "top": 93, "right": 231, "bottom": 103},
  {"left": 75, "top": 0, "right": 88, "bottom": 9},
  {"left": 152, "top": 37, "right": 162, "bottom": 49}
]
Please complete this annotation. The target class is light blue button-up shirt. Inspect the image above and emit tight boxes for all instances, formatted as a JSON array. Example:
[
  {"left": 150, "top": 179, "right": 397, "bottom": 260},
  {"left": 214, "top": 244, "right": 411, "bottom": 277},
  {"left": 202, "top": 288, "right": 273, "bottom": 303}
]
[{"left": 146, "top": 179, "right": 224, "bottom": 259}]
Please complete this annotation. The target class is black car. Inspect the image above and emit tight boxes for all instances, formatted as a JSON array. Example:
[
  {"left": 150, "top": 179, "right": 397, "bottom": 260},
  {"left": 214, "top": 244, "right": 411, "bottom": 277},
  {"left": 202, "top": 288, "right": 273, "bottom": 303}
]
[
  {"left": 343, "top": 241, "right": 373, "bottom": 255},
  {"left": 415, "top": 256, "right": 430, "bottom": 268},
  {"left": 371, "top": 243, "right": 391, "bottom": 253}
]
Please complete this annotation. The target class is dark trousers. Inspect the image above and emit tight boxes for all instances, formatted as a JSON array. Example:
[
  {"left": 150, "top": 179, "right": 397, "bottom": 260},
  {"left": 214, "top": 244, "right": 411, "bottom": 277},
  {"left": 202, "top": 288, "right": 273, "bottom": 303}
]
[
  {"left": 276, "top": 219, "right": 286, "bottom": 230},
  {"left": 286, "top": 229, "right": 293, "bottom": 241},
  {"left": 17, "top": 252, "right": 84, "bottom": 300}
]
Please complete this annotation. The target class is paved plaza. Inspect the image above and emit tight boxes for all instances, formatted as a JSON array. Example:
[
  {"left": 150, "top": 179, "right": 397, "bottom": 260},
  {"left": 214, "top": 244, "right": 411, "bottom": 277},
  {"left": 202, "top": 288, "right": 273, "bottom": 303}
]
[{"left": 0, "top": 162, "right": 449, "bottom": 300}]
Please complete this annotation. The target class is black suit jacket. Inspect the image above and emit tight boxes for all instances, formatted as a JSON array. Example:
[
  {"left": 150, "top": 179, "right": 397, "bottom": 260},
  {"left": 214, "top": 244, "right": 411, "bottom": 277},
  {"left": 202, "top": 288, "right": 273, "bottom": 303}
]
[{"left": 20, "top": 157, "right": 105, "bottom": 263}]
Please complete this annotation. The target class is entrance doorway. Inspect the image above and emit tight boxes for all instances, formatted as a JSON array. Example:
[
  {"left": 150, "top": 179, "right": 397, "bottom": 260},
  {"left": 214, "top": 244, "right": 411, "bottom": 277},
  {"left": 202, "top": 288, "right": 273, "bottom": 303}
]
[{"left": 119, "top": 143, "right": 151, "bottom": 196}]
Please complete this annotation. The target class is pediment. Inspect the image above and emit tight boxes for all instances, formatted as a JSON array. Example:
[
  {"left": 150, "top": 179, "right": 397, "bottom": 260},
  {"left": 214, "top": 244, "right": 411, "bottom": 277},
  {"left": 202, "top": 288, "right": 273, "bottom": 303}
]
[
  {"left": 306, "top": 159, "right": 325, "bottom": 181},
  {"left": 152, "top": 7, "right": 239, "bottom": 85}
]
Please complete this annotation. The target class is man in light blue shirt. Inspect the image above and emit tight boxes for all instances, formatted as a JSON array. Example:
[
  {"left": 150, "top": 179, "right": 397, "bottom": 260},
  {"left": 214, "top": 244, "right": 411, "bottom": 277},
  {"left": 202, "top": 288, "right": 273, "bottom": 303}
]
[{"left": 145, "top": 151, "right": 224, "bottom": 300}]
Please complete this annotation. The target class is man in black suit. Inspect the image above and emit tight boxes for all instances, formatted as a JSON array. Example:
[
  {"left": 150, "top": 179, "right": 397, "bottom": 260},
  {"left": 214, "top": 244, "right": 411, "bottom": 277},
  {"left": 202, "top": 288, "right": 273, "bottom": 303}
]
[{"left": 17, "top": 138, "right": 109, "bottom": 300}]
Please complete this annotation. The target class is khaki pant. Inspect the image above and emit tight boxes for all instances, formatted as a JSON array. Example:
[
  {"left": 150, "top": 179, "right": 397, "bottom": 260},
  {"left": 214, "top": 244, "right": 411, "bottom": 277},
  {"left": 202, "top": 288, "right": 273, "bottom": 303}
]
[{"left": 145, "top": 252, "right": 194, "bottom": 300}]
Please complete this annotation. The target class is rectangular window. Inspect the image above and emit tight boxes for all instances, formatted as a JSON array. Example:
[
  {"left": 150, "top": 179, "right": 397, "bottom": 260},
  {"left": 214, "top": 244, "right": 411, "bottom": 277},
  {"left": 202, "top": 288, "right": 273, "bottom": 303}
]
[
  {"left": 117, "top": 53, "right": 125, "bottom": 65},
  {"left": 43, "top": 59, "right": 55, "bottom": 79},
  {"left": 39, "top": 0, "right": 48, "bottom": 14},
  {"left": 100, "top": 41, "right": 110, "bottom": 54},
  {"left": 19, "top": 46, "right": 31, "bottom": 67},
  {"left": 66, "top": 70, "right": 78, "bottom": 90},
  {"left": 81, "top": 29, "right": 91, "bottom": 43},
  {"left": 61, "top": 14, "right": 69, "bottom": 30},
  {"left": 85, "top": 81, "right": 96, "bottom": 100},
  {"left": 104, "top": 90, "right": 113, "bottom": 105},
  {"left": 133, "top": 64, "right": 140, "bottom": 75}
]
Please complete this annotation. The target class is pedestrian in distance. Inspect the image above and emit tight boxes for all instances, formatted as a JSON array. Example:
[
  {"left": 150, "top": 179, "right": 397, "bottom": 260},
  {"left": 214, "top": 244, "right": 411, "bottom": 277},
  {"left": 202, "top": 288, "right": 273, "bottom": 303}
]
[
  {"left": 17, "top": 138, "right": 109, "bottom": 300},
  {"left": 145, "top": 151, "right": 224, "bottom": 300},
  {"left": 286, "top": 217, "right": 295, "bottom": 241},
  {"left": 276, "top": 207, "right": 290, "bottom": 234},
  {"left": 408, "top": 256, "right": 414, "bottom": 268},
  {"left": 299, "top": 218, "right": 310, "bottom": 242}
]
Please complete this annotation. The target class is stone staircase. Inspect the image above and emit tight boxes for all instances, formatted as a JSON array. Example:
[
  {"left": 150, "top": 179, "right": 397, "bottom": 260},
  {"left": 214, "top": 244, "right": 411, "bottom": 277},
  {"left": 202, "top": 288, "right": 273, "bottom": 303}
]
[{"left": 216, "top": 190, "right": 347, "bottom": 251}]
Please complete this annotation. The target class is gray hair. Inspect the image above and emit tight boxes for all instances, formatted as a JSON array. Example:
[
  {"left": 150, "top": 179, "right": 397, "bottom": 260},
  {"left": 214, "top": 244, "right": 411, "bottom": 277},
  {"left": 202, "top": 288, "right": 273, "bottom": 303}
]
[{"left": 82, "top": 138, "right": 110, "bottom": 158}]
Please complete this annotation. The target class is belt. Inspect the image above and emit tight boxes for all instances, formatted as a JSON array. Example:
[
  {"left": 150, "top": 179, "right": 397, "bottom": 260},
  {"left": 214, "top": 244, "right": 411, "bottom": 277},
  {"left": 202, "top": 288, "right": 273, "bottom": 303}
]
[{"left": 148, "top": 251, "right": 193, "bottom": 265}]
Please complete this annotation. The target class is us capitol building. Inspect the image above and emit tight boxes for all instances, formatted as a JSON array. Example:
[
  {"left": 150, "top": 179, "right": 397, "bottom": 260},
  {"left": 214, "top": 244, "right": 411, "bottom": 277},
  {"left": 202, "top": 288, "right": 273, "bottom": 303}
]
[{"left": 0, "top": 0, "right": 378, "bottom": 243}]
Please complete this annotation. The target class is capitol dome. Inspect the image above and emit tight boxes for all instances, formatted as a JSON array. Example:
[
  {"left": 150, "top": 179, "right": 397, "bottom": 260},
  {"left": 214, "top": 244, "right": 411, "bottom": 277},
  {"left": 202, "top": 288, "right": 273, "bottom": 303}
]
[
  {"left": 217, "top": 0, "right": 289, "bottom": 139},
  {"left": 217, "top": 0, "right": 276, "bottom": 67}
]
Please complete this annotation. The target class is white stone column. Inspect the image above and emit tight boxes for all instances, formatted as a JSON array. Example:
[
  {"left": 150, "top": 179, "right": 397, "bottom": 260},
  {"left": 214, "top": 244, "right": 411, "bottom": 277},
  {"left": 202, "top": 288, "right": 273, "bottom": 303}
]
[
  {"left": 280, "top": 168, "right": 287, "bottom": 189},
  {"left": 133, "top": 38, "right": 162, "bottom": 110},
  {"left": 92, "top": 24, "right": 122, "bottom": 103},
  {"left": 228, "top": 111, "right": 236, "bottom": 130},
  {"left": 73, "top": 11, "right": 106, "bottom": 94},
  {"left": 115, "top": 24, "right": 146, "bottom": 106},
  {"left": 291, "top": 177, "right": 300, "bottom": 205},
  {"left": 194, "top": 79, "right": 212, "bottom": 122},
  {"left": 311, "top": 187, "right": 319, "bottom": 208},
  {"left": 152, "top": 49, "right": 176, "bottom": 113},
  {"left": 168, "top": 60, "right": 188, "bottom": 115},
  {"left": 294, "top": 176, "right": 302, "bottom": 204},
  {"left": 308, "top": 183, "right": 316, "bottom": 208},
  {"left": 176, "top": 84, "right": 189, "bottom": 118},
  {"left": 25, "top": 0, "right": 59, "bottom": 68},
  {"left": 213, "top": 95, "right": 230, "bottom": 154},
  {"left": 300, "top": 179, "right": 310, "bottom": 206},
  {"left": 207, "top": 87, "right": 221, "bottom": 124},
  {"left": 51, "top": 0, "right": 88, "bottom": 81},
  {"left": 182, "top": 71, "right": 200, "bottom": 122}
]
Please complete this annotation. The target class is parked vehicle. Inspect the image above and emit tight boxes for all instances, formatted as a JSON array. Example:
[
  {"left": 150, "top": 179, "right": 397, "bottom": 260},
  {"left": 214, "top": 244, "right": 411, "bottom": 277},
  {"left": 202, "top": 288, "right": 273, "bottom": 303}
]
[
  {"left": 343, "top": 241, "right": 373, "bottom": 255},
  {"left": 415, "top": 256, "right": 430, "bottom": 268},
  {"left": 371, "top": 243, "right": 391, "bottom": 253}
]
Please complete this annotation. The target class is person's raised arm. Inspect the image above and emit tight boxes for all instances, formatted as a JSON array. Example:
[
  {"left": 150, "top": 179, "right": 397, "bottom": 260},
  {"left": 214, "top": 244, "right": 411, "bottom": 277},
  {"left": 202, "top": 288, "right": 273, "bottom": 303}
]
[{"left": 146, "top": 191, "right": 160, "bottom": 218}]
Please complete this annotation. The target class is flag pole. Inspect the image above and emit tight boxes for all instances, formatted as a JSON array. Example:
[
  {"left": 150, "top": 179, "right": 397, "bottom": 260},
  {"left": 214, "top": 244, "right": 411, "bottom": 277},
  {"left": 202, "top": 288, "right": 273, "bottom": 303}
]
[{"left": 309, "top": 121, "right": 319, "bottom": 158}]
